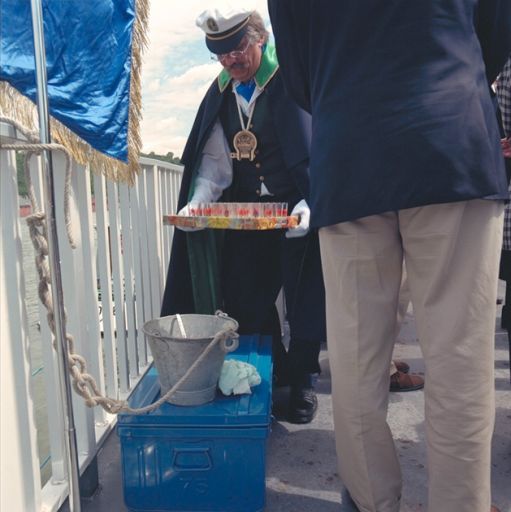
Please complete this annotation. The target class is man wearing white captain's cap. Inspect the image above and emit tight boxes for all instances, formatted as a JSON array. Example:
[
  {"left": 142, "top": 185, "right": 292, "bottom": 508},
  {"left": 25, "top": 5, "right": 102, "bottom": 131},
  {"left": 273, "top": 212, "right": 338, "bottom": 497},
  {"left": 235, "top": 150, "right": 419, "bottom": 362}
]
[
  {"left": 196, "top": 7, "right": 252, "bottom": 55},
  {"left": 161, "top": 7, "right": 326, "bottom": 424}
]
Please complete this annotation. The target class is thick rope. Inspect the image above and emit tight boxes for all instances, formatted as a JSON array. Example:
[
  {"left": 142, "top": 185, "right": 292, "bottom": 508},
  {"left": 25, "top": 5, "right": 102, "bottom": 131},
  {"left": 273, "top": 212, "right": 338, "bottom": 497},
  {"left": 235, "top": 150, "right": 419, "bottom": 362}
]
[
  {"left": 1, "top": 116, "right": 239, "bottom": 415},
  {"left": 0, "top": 115, "right": 76, "bottom": 249}
]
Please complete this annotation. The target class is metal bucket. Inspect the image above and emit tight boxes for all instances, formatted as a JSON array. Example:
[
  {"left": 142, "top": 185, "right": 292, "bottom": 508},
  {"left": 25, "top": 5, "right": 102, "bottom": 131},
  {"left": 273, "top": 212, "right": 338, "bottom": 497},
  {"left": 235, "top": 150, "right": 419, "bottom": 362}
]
[{"left": 142, "top": 313, "right": 239, "bottom": 406}]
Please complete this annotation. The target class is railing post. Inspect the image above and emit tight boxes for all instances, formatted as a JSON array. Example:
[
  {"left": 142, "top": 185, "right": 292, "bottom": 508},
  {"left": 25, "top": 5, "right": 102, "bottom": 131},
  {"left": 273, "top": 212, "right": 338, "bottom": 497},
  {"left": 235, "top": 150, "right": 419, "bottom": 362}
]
[
  {"left": 145, "top": 164, "right": 164, "bottom": 318},
  {"left": 106, "top": 180, "right": 129, "bottom": 392},
  {"left": 129, "top": 174, "right": 149, "bottom": 367},
  {"left": 1, "top": 145, "right": 42, "bottom": 512},
  {"left": 119, "top": 182, "right": 140, "bottom": 379},
  {"left": 93, "top": 173, "right": 119, "bottom": 399}
]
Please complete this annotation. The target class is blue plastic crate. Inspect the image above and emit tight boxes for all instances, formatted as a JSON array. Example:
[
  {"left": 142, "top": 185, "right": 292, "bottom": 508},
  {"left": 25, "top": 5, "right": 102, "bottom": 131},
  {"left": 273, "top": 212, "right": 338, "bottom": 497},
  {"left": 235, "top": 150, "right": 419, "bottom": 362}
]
[{"left": 117, "top": 335, "right": 272, "bottom": 512}]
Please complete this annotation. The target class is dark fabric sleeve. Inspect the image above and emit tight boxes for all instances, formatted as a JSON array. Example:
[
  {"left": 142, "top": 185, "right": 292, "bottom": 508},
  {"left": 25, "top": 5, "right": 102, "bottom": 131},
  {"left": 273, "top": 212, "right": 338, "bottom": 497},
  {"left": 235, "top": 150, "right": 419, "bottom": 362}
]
[
  {"left": 273, "top": 100, "right": 311, "bottom": 200},
  {"left": 475, "top": 0, "right": 511, "bottom": 84},
  {"left": 268, "top": 0, "right": 312, "bottom": 113}
]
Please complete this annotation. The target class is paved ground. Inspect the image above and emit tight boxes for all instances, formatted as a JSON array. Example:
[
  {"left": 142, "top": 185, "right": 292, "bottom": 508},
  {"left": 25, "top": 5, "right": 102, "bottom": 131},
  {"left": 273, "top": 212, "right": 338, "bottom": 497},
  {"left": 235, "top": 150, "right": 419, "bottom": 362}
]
[{"left": 62, "top": 291, "right": 511, "bottom": 512}]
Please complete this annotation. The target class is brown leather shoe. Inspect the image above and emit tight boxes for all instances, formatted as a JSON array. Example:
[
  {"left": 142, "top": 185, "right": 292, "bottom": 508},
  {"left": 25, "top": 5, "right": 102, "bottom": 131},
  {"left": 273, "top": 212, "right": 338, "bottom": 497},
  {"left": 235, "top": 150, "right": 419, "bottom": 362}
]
[
  {"left": 390, "top": 371, "right": 424, "bottom": 392},
  {"left": 491, "top": 505, "right": 501, "bottom": 512},
  {"left": 393, "top": 360, "right": 410, "bottom": 373}
]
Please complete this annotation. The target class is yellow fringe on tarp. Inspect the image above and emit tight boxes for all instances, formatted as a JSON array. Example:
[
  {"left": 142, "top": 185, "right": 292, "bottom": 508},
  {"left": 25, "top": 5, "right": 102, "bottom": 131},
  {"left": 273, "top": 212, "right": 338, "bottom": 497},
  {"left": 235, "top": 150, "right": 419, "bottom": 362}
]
[{"left": 0, "top": 0, "right": 149, "bottom": 185}]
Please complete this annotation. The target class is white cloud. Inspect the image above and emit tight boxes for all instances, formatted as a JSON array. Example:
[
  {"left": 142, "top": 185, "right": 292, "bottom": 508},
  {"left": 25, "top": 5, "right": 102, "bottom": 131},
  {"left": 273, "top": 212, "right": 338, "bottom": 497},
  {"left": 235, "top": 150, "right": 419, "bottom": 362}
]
[
  {"left": 140, "top": 0, "right": 271, "bottom": 156},
  {"left": 143, "top": 63, "right": 219, "bottom": 109}
]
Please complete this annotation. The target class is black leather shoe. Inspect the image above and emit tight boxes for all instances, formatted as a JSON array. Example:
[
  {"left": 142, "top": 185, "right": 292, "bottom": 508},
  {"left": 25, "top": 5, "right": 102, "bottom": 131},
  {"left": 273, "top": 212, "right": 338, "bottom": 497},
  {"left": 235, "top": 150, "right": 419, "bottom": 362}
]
[{"left": 287, "top": 386, "right": 318, "bottom": 424}]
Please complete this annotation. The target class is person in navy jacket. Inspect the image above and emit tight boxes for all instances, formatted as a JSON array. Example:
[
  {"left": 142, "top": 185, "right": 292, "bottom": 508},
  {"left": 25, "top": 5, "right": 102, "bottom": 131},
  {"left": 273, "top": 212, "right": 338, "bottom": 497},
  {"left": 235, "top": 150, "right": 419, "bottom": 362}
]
[{"left": 269, "top": 1, "right": 511, "bottom": 511}]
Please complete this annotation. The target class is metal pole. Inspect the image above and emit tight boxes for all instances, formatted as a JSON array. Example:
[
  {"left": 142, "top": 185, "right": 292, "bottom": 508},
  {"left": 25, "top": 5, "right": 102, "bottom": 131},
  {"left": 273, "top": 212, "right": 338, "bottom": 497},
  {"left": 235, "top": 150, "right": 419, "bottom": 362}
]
[{"left": 29, "top": 1, "right": 82, "bottom": 511}]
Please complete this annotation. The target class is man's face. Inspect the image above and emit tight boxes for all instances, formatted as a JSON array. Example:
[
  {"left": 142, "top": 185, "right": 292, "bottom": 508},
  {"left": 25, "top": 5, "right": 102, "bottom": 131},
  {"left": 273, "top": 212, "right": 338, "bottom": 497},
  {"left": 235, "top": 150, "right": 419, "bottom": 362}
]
[{"left": 218, "top": 37, "right": 263, "bottom": 82}]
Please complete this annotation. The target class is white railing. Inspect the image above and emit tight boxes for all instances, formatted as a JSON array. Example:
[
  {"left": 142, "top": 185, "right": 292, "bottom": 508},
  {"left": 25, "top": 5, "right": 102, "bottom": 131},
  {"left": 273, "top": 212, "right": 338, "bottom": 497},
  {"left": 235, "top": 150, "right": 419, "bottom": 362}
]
[{"left": 0, "top": 121, "right": 183, "bottom": 512}]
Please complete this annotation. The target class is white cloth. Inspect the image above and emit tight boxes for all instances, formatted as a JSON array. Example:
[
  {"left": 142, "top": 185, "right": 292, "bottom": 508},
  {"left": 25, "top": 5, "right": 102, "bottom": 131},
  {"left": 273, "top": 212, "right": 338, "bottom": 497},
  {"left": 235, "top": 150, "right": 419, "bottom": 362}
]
[
  {"left": 319, "top": 199, "right": 503, "bottom": 512},
  {"left": 218, "top": 359, "right": 261, "bottom": 395}
]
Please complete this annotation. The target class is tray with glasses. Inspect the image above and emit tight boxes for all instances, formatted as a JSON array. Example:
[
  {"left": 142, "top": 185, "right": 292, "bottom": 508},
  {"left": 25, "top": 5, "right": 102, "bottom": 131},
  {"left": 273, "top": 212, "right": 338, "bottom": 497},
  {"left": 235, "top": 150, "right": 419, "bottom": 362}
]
[{"left": 163, "top": 202, "right": 299, "bottom": 230}]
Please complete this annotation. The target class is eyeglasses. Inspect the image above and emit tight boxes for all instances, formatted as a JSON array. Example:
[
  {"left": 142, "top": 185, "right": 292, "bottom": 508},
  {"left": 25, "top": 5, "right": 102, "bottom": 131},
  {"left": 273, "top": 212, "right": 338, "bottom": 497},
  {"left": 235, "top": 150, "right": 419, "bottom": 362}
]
[{"left": 210, "top": 40, "right": 252, "bottom": 62}]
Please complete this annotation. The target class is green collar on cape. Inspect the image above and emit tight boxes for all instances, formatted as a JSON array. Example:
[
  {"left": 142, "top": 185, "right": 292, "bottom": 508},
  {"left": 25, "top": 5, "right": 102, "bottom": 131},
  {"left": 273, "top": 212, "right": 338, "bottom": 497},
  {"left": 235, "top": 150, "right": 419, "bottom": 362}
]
[{"left": 217, "top": 44, "right": 279, "bottom": 93}]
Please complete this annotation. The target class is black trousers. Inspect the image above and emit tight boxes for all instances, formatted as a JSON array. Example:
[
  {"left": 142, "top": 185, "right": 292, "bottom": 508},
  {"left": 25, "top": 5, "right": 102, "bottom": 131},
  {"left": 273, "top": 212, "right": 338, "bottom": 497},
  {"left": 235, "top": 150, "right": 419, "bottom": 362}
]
[{"left": 221, "top": 228, "right": 325, "bottom": 385}]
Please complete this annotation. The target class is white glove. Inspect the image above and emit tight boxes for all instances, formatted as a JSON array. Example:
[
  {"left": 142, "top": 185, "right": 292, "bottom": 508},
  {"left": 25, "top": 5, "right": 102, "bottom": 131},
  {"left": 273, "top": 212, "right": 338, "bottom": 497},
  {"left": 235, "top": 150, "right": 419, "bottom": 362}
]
[
  {"left": 286, "top": 199, "right": 310, "bottom": 238},
  {"left": 176, "top": 177, "right": 221, "bottom": 232},
  {"left": 176, "top": 203, "right": 204, "bottom": 232}
]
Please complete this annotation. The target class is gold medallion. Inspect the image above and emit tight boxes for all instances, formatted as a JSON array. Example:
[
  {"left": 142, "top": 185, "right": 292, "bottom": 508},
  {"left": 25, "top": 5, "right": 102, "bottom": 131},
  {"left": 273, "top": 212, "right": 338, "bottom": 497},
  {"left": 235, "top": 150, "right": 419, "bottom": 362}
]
[{"left": 230, "top": 130, "right": 257, "bottom": 161}]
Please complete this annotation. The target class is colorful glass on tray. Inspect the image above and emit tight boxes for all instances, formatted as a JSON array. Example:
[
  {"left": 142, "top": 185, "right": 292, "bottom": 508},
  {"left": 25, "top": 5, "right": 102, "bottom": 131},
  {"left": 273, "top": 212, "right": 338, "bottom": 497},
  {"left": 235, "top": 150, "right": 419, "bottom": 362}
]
[
  {"left": 163, "top": 202, "right": 297, "bottom": 230},
  {"left": 187, "top": 202, "right": 288, "bottom": 218}
]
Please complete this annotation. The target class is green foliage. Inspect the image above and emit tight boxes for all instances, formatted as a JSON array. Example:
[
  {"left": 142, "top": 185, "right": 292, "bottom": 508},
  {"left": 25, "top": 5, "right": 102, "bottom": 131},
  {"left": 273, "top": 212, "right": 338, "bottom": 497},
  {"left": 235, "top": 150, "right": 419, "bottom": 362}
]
[
  {"left": 141, "top": 151, "right": 181, "bottom": 165},
  {"left": 16, "top": 152, "right": 28, "bottom": 196}
]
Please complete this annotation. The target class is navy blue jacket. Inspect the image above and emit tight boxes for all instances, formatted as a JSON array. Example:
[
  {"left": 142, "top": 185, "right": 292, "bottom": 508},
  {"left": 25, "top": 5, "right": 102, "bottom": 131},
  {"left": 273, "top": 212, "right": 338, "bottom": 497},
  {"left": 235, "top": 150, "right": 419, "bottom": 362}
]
[{"left": 268, "top": 0, "right": 511, "bottom": 227}]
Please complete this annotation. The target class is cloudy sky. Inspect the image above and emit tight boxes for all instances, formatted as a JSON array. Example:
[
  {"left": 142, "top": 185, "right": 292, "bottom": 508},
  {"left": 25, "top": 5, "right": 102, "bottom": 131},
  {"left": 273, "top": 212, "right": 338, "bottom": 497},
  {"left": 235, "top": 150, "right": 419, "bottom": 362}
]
[{"left": 140, "top": 1, "right": 271, "bottom": 157}]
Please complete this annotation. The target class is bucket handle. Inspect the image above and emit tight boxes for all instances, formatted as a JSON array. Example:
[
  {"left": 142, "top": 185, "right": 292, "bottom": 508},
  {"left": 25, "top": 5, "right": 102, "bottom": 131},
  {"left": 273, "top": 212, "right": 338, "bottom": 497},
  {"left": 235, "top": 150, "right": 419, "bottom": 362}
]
[
  {"left": 215, "top": 310, "right": 239, "bottom": 353},
  {"left": 220, "top": 335, "right": 238, "bottom": 353}
]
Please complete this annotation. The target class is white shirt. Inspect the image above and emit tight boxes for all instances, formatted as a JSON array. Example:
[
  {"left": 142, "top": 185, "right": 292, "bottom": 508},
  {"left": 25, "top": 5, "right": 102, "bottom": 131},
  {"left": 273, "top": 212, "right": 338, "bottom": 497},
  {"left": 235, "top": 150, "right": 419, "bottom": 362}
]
[{"left": 192, "top": 80, "right": 272, "bottom": 202}]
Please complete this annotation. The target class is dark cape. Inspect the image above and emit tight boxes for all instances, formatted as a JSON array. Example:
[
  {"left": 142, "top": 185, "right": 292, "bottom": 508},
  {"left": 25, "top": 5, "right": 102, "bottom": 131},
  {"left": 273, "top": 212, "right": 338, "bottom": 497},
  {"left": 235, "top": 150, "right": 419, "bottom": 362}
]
[{"left": 161, "top": 55, "right": 320, "bottom": 329}]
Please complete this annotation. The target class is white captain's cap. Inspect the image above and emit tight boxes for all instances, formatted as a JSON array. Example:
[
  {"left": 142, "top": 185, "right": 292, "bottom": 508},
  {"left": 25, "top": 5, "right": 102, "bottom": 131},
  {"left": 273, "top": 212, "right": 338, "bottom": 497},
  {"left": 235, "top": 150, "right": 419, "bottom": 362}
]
[{"left": 196, "top": 7, "right": 253, "bottom": 55}]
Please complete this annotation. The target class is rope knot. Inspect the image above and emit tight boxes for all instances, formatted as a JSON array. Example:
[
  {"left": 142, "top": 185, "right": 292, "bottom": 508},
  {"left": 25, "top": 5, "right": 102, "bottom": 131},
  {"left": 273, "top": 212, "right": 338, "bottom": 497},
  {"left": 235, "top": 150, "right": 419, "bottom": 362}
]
[{"left": 85, "top": 398, "right": 98, "bottom": 408}]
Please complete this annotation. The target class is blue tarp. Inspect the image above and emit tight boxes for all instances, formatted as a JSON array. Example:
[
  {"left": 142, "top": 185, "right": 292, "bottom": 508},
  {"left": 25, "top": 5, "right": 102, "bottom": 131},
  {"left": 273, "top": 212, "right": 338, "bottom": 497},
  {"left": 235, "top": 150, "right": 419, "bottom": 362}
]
[{"left": 0, "top": 0, "right": 136, "bottom": 162}]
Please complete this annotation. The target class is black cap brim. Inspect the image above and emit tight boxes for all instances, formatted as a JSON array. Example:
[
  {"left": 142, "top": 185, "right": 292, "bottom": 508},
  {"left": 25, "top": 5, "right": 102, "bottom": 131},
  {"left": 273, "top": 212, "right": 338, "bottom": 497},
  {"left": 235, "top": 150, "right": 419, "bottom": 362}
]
[{"left": 205, "top": 20, "right": 248, "bottom": 55}]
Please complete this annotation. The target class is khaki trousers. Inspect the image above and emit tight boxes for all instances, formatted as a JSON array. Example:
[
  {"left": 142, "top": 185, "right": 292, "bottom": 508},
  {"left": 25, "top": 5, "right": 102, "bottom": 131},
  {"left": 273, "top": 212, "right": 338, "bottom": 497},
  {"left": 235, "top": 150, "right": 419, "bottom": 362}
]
[{"left": 319, "top": 199, "right": 503, "bottom": 512}]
